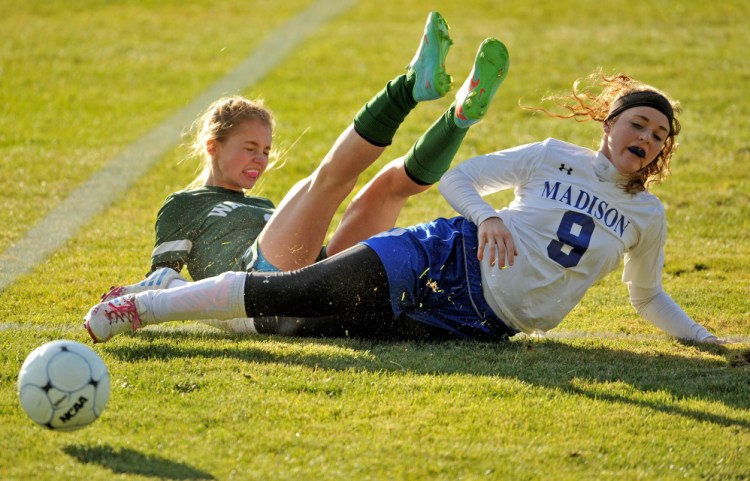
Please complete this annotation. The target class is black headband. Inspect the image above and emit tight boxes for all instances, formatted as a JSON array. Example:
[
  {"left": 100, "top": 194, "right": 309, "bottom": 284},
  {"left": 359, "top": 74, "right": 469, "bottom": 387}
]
[{"left": 606, "top": 90, "right": 674, "bottom": 132}]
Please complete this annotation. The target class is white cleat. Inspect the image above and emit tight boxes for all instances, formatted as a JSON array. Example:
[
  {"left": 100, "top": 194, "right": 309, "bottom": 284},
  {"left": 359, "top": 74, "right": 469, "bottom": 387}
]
[
  {"left": 84, "top": 295, "right": 143, "bottom": 343},
  {"left": 100, "top": 267, "right": 185, "bottom": 303}
]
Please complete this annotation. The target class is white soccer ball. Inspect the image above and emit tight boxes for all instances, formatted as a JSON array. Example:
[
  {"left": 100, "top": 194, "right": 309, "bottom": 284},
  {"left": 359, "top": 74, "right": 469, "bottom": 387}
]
[{"left": 17, "top": 340, "right": 110, "bottom": 432}]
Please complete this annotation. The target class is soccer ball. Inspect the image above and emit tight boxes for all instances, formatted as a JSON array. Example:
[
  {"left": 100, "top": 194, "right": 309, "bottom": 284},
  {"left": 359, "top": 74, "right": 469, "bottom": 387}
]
[{"left": 17, "top": 340, "right": 110, "bottom": 432}]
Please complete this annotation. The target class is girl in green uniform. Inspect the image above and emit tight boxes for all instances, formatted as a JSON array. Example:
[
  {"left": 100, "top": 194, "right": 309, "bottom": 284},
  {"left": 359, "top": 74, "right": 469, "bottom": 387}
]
[{"left": 99, "top": 12, "right": 509, "bottom": 334}]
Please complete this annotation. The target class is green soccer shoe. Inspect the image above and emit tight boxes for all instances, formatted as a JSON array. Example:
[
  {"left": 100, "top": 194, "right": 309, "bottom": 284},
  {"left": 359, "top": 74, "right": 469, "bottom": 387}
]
[
  {"left": 407, "top": 11, "right": 454, "bottom": 101},
  {"left": 454, "top": 38, "right": 510, "bottom": 128}
]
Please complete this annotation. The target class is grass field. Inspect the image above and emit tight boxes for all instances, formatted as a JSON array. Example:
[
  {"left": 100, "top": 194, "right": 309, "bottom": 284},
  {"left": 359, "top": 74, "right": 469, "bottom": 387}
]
[{"left": 1, "top": 0, "right": 749, "bottom": 479}]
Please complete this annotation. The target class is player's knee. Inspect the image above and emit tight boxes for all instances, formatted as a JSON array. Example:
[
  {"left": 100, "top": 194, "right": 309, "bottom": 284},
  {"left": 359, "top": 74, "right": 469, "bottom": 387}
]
[{"left": 309, "top": 163, "right": 358, "bottom": 195}]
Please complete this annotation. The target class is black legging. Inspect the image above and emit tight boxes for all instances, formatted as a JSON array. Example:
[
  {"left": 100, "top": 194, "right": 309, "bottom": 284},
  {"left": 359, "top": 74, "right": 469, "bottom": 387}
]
[{"left": 246, "top": 244, "right": 463, "bottom": 341}]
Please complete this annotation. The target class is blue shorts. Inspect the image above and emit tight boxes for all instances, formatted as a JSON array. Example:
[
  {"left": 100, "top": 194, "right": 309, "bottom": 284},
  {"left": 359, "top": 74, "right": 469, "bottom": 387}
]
[
  {"left": 242, "top": 240, "right": 327, "bottom": 273},
  {"left": 241, "top": 240, "right": 280, "bottom": 272},
  {"left": 361, "top": 216, "right": 517, "bottom": 342}
]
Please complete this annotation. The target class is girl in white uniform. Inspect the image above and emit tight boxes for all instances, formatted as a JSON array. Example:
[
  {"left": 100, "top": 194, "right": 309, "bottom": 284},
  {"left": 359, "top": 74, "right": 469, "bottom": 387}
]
[{"left": 85, "top": 71, "right": 725, "bottom": 345}]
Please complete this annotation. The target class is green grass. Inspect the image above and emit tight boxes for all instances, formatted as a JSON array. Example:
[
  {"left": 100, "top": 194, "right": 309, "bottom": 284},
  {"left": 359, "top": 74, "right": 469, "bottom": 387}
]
[{"left": 1, "top": 0, "right": 749, "bottom": 479}]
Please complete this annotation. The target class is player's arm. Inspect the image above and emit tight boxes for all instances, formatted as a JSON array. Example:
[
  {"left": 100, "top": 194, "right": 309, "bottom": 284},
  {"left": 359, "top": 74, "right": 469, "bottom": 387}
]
[
  {"left": 150, "top": 242, "right": 189, "bottom": 277},
  {"left": 441, "top": 166, "right": 516, "bottom": 267},
  {"left": 440, "top": 140, "right": 543, "bottom": 219},
  {"left": 622, "top": 203, "right": 726, "bottom": 343},
  {"left": 629, "top": 285, "right": 727, "bottom": 344},
  {"left": 440, "top": 145, "right": 540, "bottom": 267},
  {"left": 150, "top": 194, "right": 193, "bottom": 277}
]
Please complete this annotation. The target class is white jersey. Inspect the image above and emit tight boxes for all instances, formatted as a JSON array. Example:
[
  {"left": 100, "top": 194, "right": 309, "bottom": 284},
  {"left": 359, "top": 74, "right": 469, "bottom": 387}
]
[{"left": 440, "top": 138, "right": 667, "bottom": 334}]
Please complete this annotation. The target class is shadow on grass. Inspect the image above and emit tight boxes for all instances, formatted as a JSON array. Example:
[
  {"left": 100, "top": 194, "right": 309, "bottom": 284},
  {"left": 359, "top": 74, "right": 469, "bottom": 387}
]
[
  {"left": 106, "top": 329, "right": 750, "bottom": 429},
  {"left": 63, "top": 444, "right": 214, "bottom": 480}
]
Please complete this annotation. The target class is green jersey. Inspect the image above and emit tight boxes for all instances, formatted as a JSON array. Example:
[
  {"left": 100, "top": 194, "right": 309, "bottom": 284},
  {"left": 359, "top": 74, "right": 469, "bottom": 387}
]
[{"left": 152, "top": 186, "right": 275, "bottom": 280}]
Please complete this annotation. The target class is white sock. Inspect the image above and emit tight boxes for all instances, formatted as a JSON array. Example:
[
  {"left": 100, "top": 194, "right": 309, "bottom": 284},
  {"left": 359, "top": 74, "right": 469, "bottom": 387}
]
[
  {"left": 136, "top": 271, "right": 248, "bottom": 324},
  {"left": 166, "top": 277, "right": 189, "bottom": 289}
]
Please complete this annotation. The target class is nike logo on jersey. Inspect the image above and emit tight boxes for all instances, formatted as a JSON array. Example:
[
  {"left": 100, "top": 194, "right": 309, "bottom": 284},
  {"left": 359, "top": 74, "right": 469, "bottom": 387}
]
[{"left": 541, "top": 181, "right": 632, "bottom": 237}]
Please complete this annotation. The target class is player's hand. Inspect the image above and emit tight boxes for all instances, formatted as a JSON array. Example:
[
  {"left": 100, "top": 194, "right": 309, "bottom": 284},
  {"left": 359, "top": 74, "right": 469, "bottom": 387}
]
[{"left": 477, "top": 217, "right": 518, "bottom": 269}]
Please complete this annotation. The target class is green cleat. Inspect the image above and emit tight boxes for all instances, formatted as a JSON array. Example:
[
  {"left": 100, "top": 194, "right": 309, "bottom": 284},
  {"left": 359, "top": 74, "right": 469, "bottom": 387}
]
[
  {"left": 407, "top": 11, "right": 454, "bottom": 101},
  {"left": 454, "top": 38, "right": 510, "bottom": 128}
]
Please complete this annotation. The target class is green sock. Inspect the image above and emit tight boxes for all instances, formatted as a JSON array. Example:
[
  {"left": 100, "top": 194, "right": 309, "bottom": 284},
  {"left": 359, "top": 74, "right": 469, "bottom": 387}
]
[
  {"left": 404, "top": 104, "right": 468, "bottom": 185},
  {"left": 353, "top": 72, "right": 417, "bottom": 146}
]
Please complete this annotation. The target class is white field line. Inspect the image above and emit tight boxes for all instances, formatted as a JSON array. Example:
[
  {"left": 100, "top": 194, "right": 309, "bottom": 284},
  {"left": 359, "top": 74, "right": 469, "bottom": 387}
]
[
  {"left": 0, "top": 0, "right": 357, "bottom": 294},
  {"left": 2, "top": 322, "right": 748, "bottom": 344}
]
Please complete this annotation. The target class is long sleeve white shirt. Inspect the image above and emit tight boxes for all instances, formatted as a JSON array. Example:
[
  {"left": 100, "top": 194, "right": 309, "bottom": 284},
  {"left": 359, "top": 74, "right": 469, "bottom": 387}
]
[{"left": 439, "top": 138, "right": 713, "bottom": 341}]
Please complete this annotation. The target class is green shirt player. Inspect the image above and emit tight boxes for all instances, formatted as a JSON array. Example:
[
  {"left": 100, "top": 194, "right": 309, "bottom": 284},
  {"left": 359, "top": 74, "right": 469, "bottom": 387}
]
[
  {"left": 152, "top": 186, "right": 274, "bottom": 280},
  {"left": 96, "top": 12, "right": 509, "bottom": 337}
]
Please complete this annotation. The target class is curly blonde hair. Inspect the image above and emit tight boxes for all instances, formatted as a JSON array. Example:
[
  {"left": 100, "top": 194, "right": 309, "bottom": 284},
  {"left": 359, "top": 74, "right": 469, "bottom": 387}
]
[
  {"left": 531, "top": 70, "right": 681, "bottom": 194},
  {"left": 186, "top": 96, "right": 276, "bottom": 189}
]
